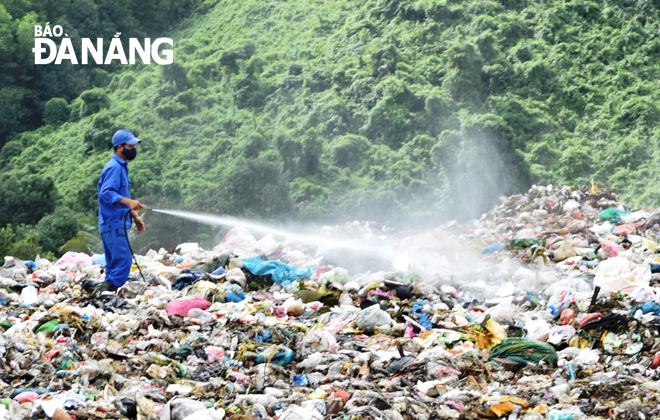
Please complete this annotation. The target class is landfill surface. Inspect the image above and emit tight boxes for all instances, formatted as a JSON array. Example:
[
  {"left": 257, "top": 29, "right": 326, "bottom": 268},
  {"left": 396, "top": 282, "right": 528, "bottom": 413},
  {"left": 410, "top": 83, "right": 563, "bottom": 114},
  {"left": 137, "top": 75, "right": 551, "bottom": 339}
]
[{"left": 2, "top": 184, "right": 660, "bottom": 420}]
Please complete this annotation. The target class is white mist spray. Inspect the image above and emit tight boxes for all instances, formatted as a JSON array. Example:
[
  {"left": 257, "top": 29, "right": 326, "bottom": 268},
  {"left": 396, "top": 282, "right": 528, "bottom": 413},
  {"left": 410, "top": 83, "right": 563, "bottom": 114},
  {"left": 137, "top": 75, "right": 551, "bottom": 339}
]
[
  {"left": 149, "top": 209, "right": 390, "bottom": 254},
  {"left": 149, "top": 208, "right": 522, "bottom": 299}
]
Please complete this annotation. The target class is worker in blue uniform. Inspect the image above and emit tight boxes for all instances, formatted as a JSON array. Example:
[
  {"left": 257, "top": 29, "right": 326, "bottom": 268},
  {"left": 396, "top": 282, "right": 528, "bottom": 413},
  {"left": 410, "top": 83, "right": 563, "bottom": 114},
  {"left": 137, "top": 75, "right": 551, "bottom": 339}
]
[{"left": 97, "top": 129, "right": 146, "bottom": 294}]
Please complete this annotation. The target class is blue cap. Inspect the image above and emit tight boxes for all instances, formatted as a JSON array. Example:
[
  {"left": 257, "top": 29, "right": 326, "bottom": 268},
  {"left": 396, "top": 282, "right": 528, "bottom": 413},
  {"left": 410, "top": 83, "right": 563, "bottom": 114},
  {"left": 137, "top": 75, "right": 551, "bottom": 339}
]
[{"left": 112, "top": 129, "right": 141, "bottom": 147}]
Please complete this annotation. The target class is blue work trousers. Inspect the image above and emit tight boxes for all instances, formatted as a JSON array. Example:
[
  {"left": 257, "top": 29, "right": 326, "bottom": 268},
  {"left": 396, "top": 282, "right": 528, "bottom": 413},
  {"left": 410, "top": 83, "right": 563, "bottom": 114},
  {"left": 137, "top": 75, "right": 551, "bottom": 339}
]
[{"left": 101, "top": 228, "right": 132, "bottom": 287}]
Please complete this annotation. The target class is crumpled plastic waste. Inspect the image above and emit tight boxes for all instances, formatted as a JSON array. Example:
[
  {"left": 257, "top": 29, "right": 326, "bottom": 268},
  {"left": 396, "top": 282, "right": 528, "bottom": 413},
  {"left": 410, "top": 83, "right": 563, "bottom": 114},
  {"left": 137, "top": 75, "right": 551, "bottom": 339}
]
[
  {"left": 412, "top": 299, "right": 434, "bottom": 329},
  {"left": 53, "top": 251, "right": 93, "bottom": 268},
  {"left": 489, "top": 337, "right": 558, "bottom": 366},
  {"left": 255, "top": 345, "right": 294, "bottom": 365},
  {"left": 631, "top": 301, "right": 660, "bottom": 316},
  {"left": 91, "top": 253, "right": 106, "bottom": 266},
  {"left": 242, "top": 256, "right": 313, "bottom": 285},
  {"left": 482, "top": 243, "right": 505, "bottom": 254},
  {"left": 599, "top": 207, "right": 631, "bottom": 223},
  {"left": 166, "top": 295, "right": 211, "bottom": 316},
  {"left": 41, "top": 392, "right": 86, "bottom": 417}
]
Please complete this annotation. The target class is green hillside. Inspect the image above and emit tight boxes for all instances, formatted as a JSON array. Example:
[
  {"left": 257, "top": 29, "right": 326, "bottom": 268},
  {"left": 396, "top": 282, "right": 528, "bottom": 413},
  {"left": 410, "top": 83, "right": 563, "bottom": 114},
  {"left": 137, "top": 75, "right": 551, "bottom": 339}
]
[{"left": 2, "top": 0, "right": 660, "bottom": 256}]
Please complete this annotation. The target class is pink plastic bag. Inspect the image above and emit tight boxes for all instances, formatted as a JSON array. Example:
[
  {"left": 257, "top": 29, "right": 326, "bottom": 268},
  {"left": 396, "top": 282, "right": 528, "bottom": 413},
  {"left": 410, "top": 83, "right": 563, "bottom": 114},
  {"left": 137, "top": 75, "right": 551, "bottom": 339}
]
[
  {"left": 54, "top": 252, "right": 93, "bottom": 268},
  {"left": 434, "top": 366, "right": 462, "bottom": 377},
  {"left": 165, "top": 295, "right": 211, "bottom": 316},
  {"left": 13, "top": 391, "right": 39, "bottom": 402},
  {"left": 612, "top": 224, "right": 633, "bottom": 236},
  {"left": 404, "top": 323, "right": 418, "bottom": 338},
  {"left": 227, "top": 371, "right": 251, "bottom": 384},
  {"left": 600, "top": 240, "right": 619, "bottom": 258}
]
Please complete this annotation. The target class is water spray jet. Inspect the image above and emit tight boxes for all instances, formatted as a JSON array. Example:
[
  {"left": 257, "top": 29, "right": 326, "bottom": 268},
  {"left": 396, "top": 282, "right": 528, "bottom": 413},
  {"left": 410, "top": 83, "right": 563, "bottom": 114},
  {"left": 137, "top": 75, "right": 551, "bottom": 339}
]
[{"left": 144, "top": 208, "right": 391, "bottom": 255}]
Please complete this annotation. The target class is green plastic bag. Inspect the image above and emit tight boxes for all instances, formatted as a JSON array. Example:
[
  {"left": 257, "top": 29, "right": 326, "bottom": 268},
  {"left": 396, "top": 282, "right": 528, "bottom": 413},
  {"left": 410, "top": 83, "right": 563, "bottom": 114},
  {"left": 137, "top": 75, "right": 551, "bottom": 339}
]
[
  {"left": 599, "top": 207, "right": 630, "bottom": 223},
  {"left": 36, "top": 320, "right": 59, "bottom": 333},
  {"left": 166, "top": 343, "right": 195, "bottom": 360},
  {"left": 489, "top": 337, "right": 558, "bottom": 366}
]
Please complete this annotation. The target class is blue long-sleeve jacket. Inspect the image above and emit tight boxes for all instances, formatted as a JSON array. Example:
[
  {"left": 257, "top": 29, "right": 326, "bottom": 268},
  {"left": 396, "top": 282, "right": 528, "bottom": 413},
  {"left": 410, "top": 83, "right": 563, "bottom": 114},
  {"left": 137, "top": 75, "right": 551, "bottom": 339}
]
[{"left": 98, "top": 154, "right": 132, "bottom": 233}]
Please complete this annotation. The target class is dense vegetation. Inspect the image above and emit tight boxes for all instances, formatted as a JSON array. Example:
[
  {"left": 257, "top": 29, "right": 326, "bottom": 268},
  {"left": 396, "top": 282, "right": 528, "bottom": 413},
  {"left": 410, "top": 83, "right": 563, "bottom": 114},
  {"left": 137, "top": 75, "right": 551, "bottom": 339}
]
[{"left": 2, "top": 0, "right": 660, "bottom": 257}]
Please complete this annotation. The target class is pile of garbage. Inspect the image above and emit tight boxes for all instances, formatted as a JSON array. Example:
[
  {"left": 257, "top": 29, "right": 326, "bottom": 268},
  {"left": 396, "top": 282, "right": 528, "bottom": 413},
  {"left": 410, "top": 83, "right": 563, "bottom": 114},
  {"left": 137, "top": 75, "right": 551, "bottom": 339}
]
[{"left": 2, "top": 184, "right": 660, "bottom": 420}]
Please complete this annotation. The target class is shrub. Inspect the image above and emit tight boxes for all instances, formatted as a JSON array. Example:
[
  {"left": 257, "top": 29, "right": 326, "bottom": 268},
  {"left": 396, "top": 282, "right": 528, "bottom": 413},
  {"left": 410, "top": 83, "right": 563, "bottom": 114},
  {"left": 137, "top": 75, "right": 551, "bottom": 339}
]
[
  {"left": 156, "top": 97, "right": 188, "bottom": 120},
  {"left": 84, "top": 113, "right": 117, "bottom": 151},
  {"left": 79, "top": 88, "right": 110, "bottom": 117},
  {"left": 0, "top": 141, "right": 22, "bottom": 167},
  {"left": 34, "top": 207, "right": 80, "bottom": 256},
  {"left": 162, "top": 63, "right": 191, "bottom": 91},
  {"left": 9, "top": 233, "right": 44, "bottom": 260},
  {"left": 43, "top": 98, "right": 69, "bottom": 126},
  {"left": 334, "top": 134, "right": 370, "bottom": 168},
  {"left": 0, "top": 175, "right": 58, "bottom": 226}
]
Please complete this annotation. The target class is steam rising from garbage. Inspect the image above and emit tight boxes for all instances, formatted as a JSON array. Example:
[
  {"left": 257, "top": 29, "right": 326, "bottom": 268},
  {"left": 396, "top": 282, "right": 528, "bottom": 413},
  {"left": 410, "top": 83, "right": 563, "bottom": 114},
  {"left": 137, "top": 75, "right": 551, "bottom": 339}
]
[{"left": 437, "top": 128, "right": 531, "bottom": 222}]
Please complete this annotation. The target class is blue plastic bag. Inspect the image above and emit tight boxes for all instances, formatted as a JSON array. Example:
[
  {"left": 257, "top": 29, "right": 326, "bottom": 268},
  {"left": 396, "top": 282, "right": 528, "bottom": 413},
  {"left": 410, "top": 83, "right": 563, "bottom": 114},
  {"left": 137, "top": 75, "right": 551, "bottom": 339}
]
[
  {"left": 293, "top": 374, "right": 309, "bottom": 386},
  {"left": 91, "top": 254, "right": 106, "bottom": 267},
  {"left": 412, "top": 299, "right": 433, "bottom": 329},
  {"left": 630, "top": 302, "right": 660, "bottom": 316},
  {"left": 255, "top": 346, "right": 294, "bottom": 365},
  {"left": 482, "top": 243, "right": 505, "bottom": 254},
  {"left": 212, "top": 266, "right": 227, "bottom": 276},
  {"left": 22, "top": 260, "right": 37, "bottom": 270},
  {"left": 225, "top": 291, "right": 246, "bottom": 302},
  {"left": 255, "top": 329, "right": 272, "bottom": 343},
  {"left": 242, "top": 257, "right": 313, "bottom": 286}
]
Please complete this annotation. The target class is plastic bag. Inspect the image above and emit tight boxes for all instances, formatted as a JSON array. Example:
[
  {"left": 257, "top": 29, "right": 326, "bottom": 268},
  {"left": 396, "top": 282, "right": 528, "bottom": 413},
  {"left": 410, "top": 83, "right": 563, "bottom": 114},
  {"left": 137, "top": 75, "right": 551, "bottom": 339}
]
[
  {"left": 188, "top": 308, "right": 216, "bottom": 324},
  {"left": 546, "top": 290, "right": 576, "bottom": 316},
  {"left": 20, "top": 286, "right": 38, "bottom": 305},
  {"left": 547, "top": 325, "right": 576, "bottom": 345},
  {"left": 552, "top": 241, "right": 576, "bottom": 262},
  {"left": 318, "top": 267, "right": 351, "bottom": 285},
  {"left": 510, "top": 238, "right": 540, "bottom": 249},
  {"left": 599, "top": 208, "right": 630, "bottom": 223},
  {"left": 412, "top": 299, "right": 433, "bottom": 329},
  {"left": 242, "top": 256, "right": 313, "bottom": 286},
  {"left": 212, "top": 227, "right": 257, "bottom": 255},
  {"left": 189, "top": 281, "right": 224, "bottom": 302},
  {"left": 255, "top": 345, "right": 294, "bottom": 365},
  {"left": 225, "top": 268, "right": 246, "bottom": 289},
  {"left": 482, "top": 243, "right": 505, "bottom": 254},
  {"left": 524, "top": 318, "right": 551, "bottom": 340},
  {"left": 165, "top": 295, "right": 211, "bottom": 316},
  {"left": 356, "top": 304, "right": 392, "bottom": 331},
  {"left": 593, "top": 256, "right": 651, "bottom": 295},
  {"left": 160, "top": 398, "right": 210, "bottom": 420},
  {"left": 543, "top": 275, "right": 592, "bottom": 298},
  {"left": 488, "top": 337, "right": 558, "bottom": 366},
  {"left": 54, "top": 252, "right": 93, "bottom": 268},
  {"left": 279, "top": 404, "right": 324, "bottom": 420},
  {"left": 600, "top": 240, "right": 619, "bottom": 258}
]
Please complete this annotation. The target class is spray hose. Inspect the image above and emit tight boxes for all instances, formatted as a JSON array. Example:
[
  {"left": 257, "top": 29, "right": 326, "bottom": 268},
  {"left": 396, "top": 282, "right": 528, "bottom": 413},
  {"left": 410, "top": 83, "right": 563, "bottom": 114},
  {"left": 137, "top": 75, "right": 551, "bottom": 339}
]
[{"left": 123, "top": 209, "right": 148, "bottom": 283}]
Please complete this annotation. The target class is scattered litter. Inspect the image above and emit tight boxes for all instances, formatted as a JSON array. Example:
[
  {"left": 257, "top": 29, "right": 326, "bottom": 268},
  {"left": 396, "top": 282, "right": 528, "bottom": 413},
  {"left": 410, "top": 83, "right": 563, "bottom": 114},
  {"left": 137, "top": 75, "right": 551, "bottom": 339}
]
[{"left": 0, "top": 184, "right": 659, "bottom": 419}]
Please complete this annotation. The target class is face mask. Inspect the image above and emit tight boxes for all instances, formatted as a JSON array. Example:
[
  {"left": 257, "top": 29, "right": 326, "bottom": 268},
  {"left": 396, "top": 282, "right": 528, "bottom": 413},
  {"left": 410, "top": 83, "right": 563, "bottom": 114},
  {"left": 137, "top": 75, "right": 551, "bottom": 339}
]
[{"left": 122, "top": 147, "right": 137, "bottom": 161}]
